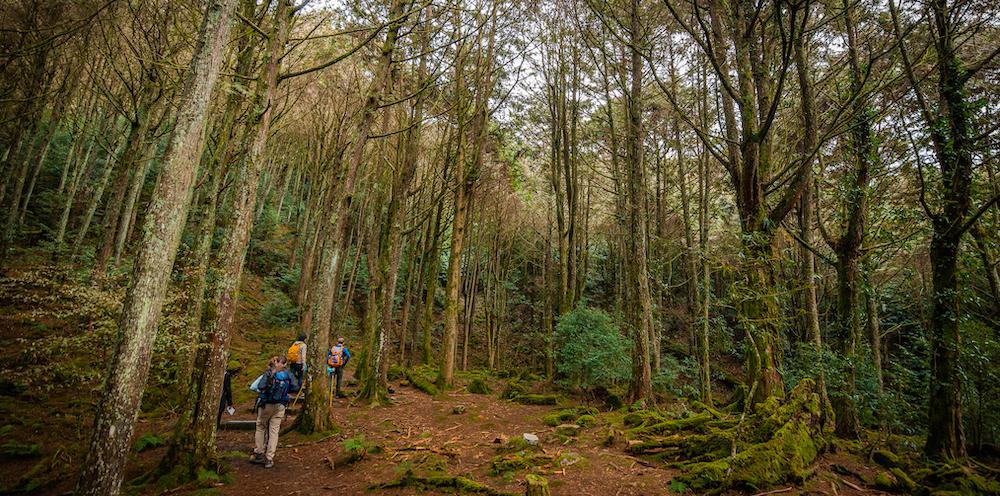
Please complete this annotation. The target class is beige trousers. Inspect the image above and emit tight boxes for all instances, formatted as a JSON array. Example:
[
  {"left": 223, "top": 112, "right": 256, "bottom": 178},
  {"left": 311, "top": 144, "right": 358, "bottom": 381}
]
[{"left": 254, "top": 403, "right": 286, "bottom": 461}]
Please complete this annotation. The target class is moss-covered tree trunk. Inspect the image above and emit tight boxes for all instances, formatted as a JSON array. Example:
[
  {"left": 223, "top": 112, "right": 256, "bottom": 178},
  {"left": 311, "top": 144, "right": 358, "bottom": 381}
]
[
  {"left": 74, "top": 1, "right": 237, "bottom": 493},
  {"left": 624, "top": 0, "right": 653, "bottom": 404},
  {"left": 163, "top": 0, "right": 293, "bottom": 476},
  {"left": 890, "top": 0, "right": 975, "bottom": 460}
]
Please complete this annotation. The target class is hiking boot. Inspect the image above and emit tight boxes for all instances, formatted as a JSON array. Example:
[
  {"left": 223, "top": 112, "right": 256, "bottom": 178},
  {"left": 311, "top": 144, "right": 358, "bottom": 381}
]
[
  {"left": 250, "top": 452, "right": 265, "bottom": 464},
  {"left": 264, "top": 459, "right": 274, "bottom": 469}
]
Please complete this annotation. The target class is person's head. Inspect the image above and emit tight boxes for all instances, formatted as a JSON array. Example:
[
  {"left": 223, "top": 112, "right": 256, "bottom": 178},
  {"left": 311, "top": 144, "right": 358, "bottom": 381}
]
[
  {"left": 269, "top": 355, "right": 287, "bottom": 370},
  {"left": 297, "top": 333, "right": 307, "bottom": 342},
  {"left": 337, "top": 337, "right": 345, "bottom": 345}
]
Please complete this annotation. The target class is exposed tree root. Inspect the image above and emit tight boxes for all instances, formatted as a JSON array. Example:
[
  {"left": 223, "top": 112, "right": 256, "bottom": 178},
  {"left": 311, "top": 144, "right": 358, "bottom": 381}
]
[{"left": 624, "top": 379, "right": 826, "bottom": 493}]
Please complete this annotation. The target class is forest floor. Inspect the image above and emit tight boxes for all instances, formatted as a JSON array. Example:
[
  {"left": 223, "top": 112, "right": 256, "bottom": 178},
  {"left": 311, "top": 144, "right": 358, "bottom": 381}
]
[
  {"left": 162, "top": 370, "right": 889, "bottom": 496},
  {"left": 0, "top": 260, "right": 957, "bottom": 495},
  {"left": 212, "top": 377, "right": 676, "bottom": 496}
]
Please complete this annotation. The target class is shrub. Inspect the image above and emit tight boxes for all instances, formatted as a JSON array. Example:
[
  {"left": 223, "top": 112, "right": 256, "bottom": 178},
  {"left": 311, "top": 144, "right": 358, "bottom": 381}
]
[
  {"left": 259, "top": 285, "right": 298, "bottom": 328},
  {"left": 554, "top": 306, "right": 632, "bottom": 392}
]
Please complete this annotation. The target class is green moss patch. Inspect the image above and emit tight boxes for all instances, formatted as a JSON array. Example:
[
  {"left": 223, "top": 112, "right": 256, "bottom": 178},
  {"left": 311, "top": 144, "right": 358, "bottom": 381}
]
[{"left": 372, "top": 469, "right": 515, "bottom": 495}]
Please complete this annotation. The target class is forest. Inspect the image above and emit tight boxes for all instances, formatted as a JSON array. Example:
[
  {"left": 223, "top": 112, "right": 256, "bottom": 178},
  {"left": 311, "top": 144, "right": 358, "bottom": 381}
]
[{"left": 1, "top": 0, "right": 999, "bottom": 494}]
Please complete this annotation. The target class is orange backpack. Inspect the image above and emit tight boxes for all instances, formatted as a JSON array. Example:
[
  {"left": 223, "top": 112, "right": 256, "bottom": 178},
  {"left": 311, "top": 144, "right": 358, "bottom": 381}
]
[
  {"left": 328, "top": 345, "right": 345, "bottom": 368},
  {"left": 287, "top": 341, "right": 304, "bottom": 362}
]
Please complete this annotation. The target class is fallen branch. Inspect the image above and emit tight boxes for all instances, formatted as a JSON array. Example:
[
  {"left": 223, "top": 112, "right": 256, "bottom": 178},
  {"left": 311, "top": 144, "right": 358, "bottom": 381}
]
[
  {"left": 841, "top": 478, "right": 863, "bottom": 491},
  {"left": 751, "top": 487, "right": 793, "bottom": 496}
]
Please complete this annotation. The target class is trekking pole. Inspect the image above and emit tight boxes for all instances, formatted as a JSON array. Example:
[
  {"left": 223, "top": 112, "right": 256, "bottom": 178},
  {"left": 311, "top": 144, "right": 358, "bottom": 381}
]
[
  {"left": 328, "top": 372, "right": 334, "bottom": 411},
  {"left": 290, "top": 374, "right": 306, "bottom": 409}
]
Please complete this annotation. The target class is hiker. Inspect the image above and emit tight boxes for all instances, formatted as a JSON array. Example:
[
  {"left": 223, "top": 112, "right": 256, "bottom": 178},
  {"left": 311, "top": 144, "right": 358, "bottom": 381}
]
[
  {"left": 250, "top": 356, "right": 292, "bottom": 468},
  {"left": 327, "top": 337, "right": 351, "bottom": 398},
  {"left": 286, "top": 333, "right": 307, "bottom": 384},
  {"left": 217, "top": 359, "right": 241, "bottom": 428}
]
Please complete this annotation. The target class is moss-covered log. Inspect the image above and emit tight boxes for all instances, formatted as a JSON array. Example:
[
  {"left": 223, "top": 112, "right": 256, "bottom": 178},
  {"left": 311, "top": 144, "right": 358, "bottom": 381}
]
[
  {"left": 513, "top": 394, "right": 558, "bottom": 405},
  {"left": 405, "top": 368, "right": 438, "bottom": 396},
  {"left": 371, "top": 470, "right": 515, "bottom": 495}
]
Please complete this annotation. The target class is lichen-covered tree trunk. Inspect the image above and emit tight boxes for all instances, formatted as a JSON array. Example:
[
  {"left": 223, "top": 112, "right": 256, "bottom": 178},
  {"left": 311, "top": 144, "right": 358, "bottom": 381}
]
[{"left": 74, "top": 1, "right": 237, "bottom": 493}]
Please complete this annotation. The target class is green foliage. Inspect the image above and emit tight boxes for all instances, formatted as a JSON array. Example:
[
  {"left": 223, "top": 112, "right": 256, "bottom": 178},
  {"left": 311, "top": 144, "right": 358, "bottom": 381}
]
[
  {"left": 259, "top": 283, "right": 298, "bottom": 328},
  {"left": 785, "top": 341, "right": 910, "bottom": 432},
  {"left": 468, "top": 377, "right": 492, "bottom": 394},
  {"left": 554, "top": 306, "right": 631, "bottom": 391},
  {"left": 499, "top": 380, "right": 526, "bottom": 400},
  {"left": 340, "top": 435, "right": 379, "bottom": 464},
  {"left": 669, "top": 479, "right": 687, "bottom": 493},
  {"left": 134, "top": 434, "right": 165, "bottom": 452},
  {"left": 652, "top": 355, "right": 697, "bottom": 397},
  {"left": 1, "top": 441, "right": 41, "bottom": 458},
  {"left": 960, "top": 319, "right": 1000, "bottom": 451}
]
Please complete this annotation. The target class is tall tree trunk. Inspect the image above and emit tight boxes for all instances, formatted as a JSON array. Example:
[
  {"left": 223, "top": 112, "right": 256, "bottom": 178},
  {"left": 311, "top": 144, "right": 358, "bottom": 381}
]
[
  {"left": 75, "top": 1, "right": 237, "bottom": 493},
  {"left": 301, "top": 0, "right": 408, "bottom": 432},
  {"left": 792, "top": 5, "right": 833, "bottom": 428},
  {"left": 625, "top": 0, "right": 653, "bottom": 403}
]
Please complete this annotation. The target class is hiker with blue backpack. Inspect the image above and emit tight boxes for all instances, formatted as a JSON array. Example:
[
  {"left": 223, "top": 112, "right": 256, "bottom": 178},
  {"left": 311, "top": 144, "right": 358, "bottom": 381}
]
[
  {"left": 327, "top": 337, "right": 351, "bottom": 398},
  {"left": 250, "top": 356, "right": 295, "bottom": 468}
]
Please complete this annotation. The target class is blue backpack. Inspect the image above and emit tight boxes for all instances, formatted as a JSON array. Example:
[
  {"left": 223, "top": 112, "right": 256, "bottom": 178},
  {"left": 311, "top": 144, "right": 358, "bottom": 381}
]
[{"left": 259, "top": 370, "right": 291, "bottom": 405}]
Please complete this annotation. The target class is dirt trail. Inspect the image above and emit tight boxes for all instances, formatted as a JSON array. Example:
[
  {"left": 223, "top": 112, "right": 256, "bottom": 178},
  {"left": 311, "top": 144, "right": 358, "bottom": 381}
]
[{"left": 211, "top": 379, "right": 675, "bottom": 496}]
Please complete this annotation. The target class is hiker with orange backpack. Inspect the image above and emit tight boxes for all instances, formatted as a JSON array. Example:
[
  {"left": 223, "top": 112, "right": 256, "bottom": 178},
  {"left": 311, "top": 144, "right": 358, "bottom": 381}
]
[
  {"left": 286, "top": 333, "right": 307, "bottom": 384},
  {"left": 327, "top": 337, "right": 351, "bottom": 398}
]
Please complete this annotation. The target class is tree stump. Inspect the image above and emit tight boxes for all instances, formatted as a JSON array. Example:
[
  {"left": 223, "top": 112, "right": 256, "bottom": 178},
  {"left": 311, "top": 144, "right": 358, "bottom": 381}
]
[{"left": 525, "top": 474, "right": 550, "bottom": 496}]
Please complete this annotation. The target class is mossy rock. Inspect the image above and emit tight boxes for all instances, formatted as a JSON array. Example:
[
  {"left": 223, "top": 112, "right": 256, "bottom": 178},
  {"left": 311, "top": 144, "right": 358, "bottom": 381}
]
[
  {"left": 543, "top": 409, "right": 578, "bottom": 427},
  {"left": 554, "top": 424, "right": 581, "bottom": 437},
  {"left": 513, "top": 394, "right": 558, "bottom": 406},
  {"left": 874, "top": 471, "right": 896, "bottom": 491},
  {"left": 468, "top": 378, "right": 492, "bottom": 394},
  {"left": 576, "top": 414, "right": 597, "bottom": 427},
  {"left": 496, "top": 437, "right": 538, "bottom": 454},
  {"left": 872, "top": 449, "right": 900, "bottom": 469},
  {"left": 525, "top": 474, "right": 550, "bottom": 496},
  {"left": 490, "top": 452, "right": 554, "bottom": 475},
  {"left": 920, "top": 465, "right": 1000, "bottom": 495},
  {"left": 517, "top": 370, "right": 541, "bottom": 382},
  {"left": 890, "top": 467, "right": 918, "bottom": 493},
  {"left": 623, "top": 410, "right": 666, "bottom": 428}
]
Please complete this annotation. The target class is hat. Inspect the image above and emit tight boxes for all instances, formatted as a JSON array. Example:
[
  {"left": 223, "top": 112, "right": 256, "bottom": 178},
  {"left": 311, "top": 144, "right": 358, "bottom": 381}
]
[{"left": 337, "top": 337, "right": 345, "bottom": 344}]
